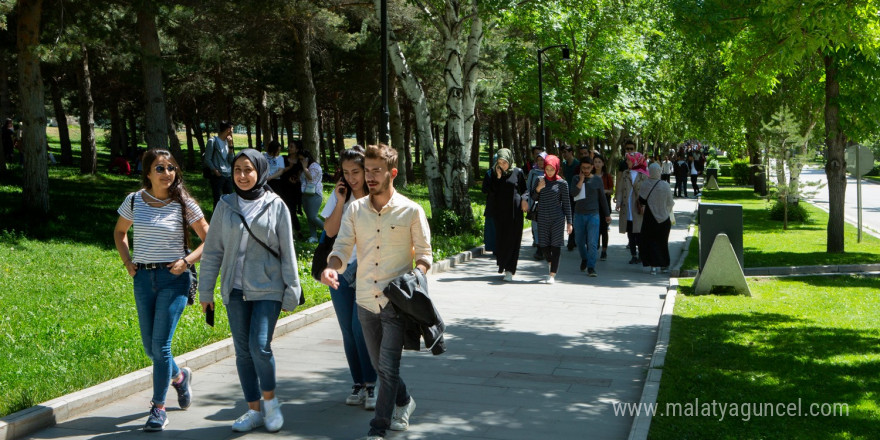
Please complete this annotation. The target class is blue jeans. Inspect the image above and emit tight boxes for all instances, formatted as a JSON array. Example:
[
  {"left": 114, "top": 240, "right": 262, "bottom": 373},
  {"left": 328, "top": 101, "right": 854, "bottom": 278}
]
[
  {"left": 302, "top": 193, "right": 324, "bottom": 239},
  {"left": 574, "top": 213, "right": 600, "bottom": 269},
  {"left": 133, "top": 267, "right": 189, "bottom": 406},
  {"left": 358, "top": 305, "right": 410, "bottom": 437},
  {"left": 330, "top": 261, "right": 377, "bottom": 385},
  {"left": 226, "top": 289, "right": 282, "bottom": 402}
]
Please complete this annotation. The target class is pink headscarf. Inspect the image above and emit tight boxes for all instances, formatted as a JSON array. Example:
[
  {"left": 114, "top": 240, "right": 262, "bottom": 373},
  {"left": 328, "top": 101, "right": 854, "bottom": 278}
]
[
  {"left": 627, "top": 152, "right": 649, "bottom": 176},
  {"left": 543, "top": 155, "right": 564, "bottom": 181}
]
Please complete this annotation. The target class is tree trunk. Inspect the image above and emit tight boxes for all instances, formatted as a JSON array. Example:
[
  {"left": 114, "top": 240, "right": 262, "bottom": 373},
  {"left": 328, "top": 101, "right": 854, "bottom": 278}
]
[
  {"left": 49, "top": 75, "right": 73, "bottom": 165},
  {"left": 184, "top": 122, "right": 195, "bottom": 168},
  {"left": 381, "top": 6, "right": 443, "bottom": 214},
  {"left": 326, "top": 110, "right": 336, "bottom": 165},
  {"left": 334, "top": 106, "right": 345, "bottom": 152},
  {"left": 128, "top": 110, "right": 138, "bottom": 153},
  {"left": 255, "top": 112, "right": 262, "bottom": 148},
  {"left": 166, "top": 112, "right": 183, "bottom": 166},
  {"left": 258, "top": 90, "right": 271, "bottom": 148},
  {"left": 487, "top": 112, "right": 494, "bottom": 165},
  {"left": 0, "top": 54, "right": 8, "bottom": 174},
  {"left": 292, "top": 24, "right": 320, "bottom": 160},
  {"left": 110, "top": 99, "right": 125, "bottom": 157},
  {"left": 136, "top": 7, "right": 169, "bottom": 149},
  {"left": 823, "top": 54, "right": 846, "bottom": 253},
  {"left": 271, "top": 110, "right": 279, "bottom": 143},
  {"left": 356, "top": 112, "right": 366, "bottom": 145},
  {"left": 78, "top": 45, "right": 96, "bottom": 174},
  {"left": 245, "top": 123, "right": 252, "bottom": 148},
  {"left": 283, "top": 106, "right": 295, "bottom": 145},
  {"left": 17, "top": 0, "right": 49, "bottom": 213},
  {"left": 318, "top": 111, "right": 328, "bottom": 166},
  {"left": 389, "top": 73, "right": 406, "bottom": 187},
  {"left": 191, "top": 110, "right": 205, "bottom": 152},
  {"left": 470, "top": 112, "right": 480, "bottom": 182},
  {"left": 403, "top": 105, "right": 414, "bottom": 181}
]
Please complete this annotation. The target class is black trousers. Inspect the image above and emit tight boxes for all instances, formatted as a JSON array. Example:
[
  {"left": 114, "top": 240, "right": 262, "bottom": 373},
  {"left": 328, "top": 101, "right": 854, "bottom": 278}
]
[{"left": 541, "top": 246, "right": 562, "bottom": 273}]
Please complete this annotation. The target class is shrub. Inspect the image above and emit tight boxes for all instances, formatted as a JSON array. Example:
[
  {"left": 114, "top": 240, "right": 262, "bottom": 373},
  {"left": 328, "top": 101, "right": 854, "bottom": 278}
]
[
  {"left": 769, "top": 200, "right": 810, "bottom": 222},
  {"left": 866, "top": 165, "right": 879, "bottom": 177},
  {"left": 429, "top": 209, "right": 480, "bottom": 236},
  {"left": 731, "top": 161, "right": 750, "bottom": 185}
]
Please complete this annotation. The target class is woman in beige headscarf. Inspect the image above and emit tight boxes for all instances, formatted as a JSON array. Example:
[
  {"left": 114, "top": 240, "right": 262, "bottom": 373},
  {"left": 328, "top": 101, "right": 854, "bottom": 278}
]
[{"left": 638, "top": 162, "right": 675, "bottom": 274}]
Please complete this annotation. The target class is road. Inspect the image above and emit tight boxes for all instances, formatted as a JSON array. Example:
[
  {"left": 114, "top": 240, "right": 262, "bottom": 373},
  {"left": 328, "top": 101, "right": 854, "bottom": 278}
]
[{"left": 799, "top": 166, "right": 880, "bottom": 238}]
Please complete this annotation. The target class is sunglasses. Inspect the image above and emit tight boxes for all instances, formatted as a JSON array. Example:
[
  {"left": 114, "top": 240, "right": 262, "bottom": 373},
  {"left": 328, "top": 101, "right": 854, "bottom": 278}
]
[{"left": 154, "top": 164, "right": 177, "bottom": 174}]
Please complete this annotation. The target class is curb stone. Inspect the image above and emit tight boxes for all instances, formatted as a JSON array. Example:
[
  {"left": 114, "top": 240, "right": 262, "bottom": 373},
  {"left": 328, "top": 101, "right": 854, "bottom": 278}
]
[{"left": 1, "top": 243, "right": 487, "bottom": 440}]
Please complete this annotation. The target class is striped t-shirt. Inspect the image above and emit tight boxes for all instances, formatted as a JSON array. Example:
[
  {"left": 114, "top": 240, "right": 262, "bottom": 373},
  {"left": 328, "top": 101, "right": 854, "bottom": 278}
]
[{"left": 117, "top": 190, "right": 205, "bottom": 263}]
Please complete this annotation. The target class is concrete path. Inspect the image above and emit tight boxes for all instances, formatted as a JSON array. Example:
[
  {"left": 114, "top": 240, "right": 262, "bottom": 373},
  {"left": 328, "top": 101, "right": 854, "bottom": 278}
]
[
  {"left": 21, "top": 198, "right": 698, "bottom": 440},
  {"left": 800, "top": 166, "right": 880, "bottom": 238}
]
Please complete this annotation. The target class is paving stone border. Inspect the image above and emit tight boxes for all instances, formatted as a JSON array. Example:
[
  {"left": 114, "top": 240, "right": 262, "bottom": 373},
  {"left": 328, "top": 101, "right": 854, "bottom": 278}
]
[{"left": 0, "top": 244, "right": 488, "bottom": 440}]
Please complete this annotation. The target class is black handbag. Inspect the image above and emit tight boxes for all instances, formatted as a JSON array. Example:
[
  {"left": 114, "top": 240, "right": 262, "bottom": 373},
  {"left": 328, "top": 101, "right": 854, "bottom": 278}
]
[
  {"left": 311, "top": 234, "right": 336, "bottom": 281},
  {"left": 526, "top": 200, "right": 538, "bottom": 221}
]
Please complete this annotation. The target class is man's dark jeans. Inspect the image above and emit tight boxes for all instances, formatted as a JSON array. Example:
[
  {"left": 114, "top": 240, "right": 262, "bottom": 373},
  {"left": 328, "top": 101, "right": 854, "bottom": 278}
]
[
  {"left": 357, "top": 304, "right": 411, "bottom": 437},
  {"left": 210, "top": 174, "right": 234, "bottom": 206}
]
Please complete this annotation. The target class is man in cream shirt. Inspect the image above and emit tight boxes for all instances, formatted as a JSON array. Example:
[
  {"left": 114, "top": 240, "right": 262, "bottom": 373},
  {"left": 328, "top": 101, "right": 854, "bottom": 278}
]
[{"left": 321, "top": 144, "right": 432, "bottom": 440}]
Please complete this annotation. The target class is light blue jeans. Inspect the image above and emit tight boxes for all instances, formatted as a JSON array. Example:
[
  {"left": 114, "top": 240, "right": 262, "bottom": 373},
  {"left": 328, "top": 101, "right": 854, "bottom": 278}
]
[
  {"left": 226, "top": 289, "right": 282, "bottom": 402},
  {"left": 329, "top": 261, "right": 377, "bottom": 385},
  {"left": 302, "top": 193, "right": 324, "bottom": 239},
  {"left": 574, "top": 213, "right": 600, "bottom": 269},
  {"left": 133, "top": 267, "right": 190, "bottom": 406}
]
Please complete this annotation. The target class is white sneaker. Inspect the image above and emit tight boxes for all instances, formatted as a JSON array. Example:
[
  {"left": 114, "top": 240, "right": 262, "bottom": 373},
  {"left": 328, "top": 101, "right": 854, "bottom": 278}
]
[
  {"left": 541, "top": 275, "right": 555, "bottom": 284},
  {"left": 231, "top": 409, "right": 264, "bottom": 432},
  {"left": 502, "top": 271, "right": 513, "bottom": 282},
  {"left": 389, "top": 397, "right": 416, "bottom": 431},
  {"left": 263, "top": 397, "right": 284, "bottom": 432},
  {"left": 346, "top": 384, "right": 366, "bottom": 405},
  {"left": 364, "top": 385, "right": 376, "bottom": 410}
]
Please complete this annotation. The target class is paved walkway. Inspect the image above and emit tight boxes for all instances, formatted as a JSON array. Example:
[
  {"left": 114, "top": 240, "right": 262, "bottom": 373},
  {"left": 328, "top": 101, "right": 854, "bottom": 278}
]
[{"left": 22, "top": 198, "right": 699, "bottom": 440}]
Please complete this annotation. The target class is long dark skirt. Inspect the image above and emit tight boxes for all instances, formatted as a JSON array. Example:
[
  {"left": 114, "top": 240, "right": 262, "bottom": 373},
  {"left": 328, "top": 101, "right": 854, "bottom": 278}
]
[
  {"left": 640, "top": 205, "right": 671, "bottom": 268},
  {"left": 494, "top": 213, "right": 524, "bottom": 274}
]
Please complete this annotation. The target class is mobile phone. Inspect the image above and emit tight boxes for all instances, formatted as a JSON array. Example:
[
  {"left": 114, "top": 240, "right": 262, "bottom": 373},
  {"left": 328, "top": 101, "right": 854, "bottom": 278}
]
[{"left": 206, "top": 306, "right": 215, "bottom": 327}]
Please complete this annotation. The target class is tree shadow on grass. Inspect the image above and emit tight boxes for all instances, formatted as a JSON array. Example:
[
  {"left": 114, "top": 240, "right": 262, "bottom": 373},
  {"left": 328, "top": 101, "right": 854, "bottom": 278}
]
[
  {"left": 650, "top": 311, "right": 880, "bottom": 439},
  {"left": 741, "top": 248, "right": 880, "bottom": 268}
]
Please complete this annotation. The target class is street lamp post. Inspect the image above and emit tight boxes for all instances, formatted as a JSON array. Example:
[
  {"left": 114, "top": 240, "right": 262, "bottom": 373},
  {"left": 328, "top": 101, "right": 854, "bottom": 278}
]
[
  {"left": 537, "top": 44, "right": 570, "bottom": 151},
  {"left": 379, "top": 0, "right": 389, "bottom": 144}
]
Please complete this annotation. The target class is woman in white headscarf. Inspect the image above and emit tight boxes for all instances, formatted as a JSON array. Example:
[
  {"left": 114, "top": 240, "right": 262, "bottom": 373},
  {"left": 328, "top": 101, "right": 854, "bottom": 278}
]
[{"left": 638, "top": 162, "right": 675, "bottom": 274}]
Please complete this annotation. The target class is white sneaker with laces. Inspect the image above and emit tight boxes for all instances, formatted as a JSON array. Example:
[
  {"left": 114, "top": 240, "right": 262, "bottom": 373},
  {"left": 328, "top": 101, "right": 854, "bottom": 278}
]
[
  {"left": 263, "top": 397, "right": 284, "bottom": 432},
  {"left": 541, "top": 275, "right": 555, "bottom": 284},
  {"left": 502, "top": 271, "right": 513, "bottom": 282},
  {"left": 346, "top": 384, "right": 366, "bottom": 405},
  {"left": 390, "top": 397, "right": 416, "bottom": 431},
  {"left": 231, "top": 409, "right": 264, "bottom": 432},
  {"left": 364, "top": 385, "right": 376, "bottom": 410}
]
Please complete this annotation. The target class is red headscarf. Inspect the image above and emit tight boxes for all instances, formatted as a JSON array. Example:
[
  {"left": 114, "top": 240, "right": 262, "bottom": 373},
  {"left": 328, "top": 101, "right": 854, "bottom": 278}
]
[
  {"left": 543, "top": 154, "right": 563, "bottom": 181},
  {"left": 627, "top": 152, "right": 649, "bottom": 176}
]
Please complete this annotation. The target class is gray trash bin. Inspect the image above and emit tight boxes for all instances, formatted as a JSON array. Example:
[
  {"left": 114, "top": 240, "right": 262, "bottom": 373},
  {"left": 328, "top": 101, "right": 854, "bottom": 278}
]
[{"left": 698, "top": 203, "right": 744, "bottom": 271}]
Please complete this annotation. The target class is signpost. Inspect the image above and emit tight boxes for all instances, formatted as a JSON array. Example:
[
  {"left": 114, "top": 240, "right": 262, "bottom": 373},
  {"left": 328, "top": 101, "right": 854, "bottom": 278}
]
[{"left": 846, "top": 145, "right": 875, "bottom": 243}]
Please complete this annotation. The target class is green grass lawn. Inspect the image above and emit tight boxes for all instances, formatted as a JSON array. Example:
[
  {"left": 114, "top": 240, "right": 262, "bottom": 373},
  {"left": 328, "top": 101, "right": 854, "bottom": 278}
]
[
  {"left": 650, "top": 276, "right": 880, "bottom": 439},
  {"left": 680, "top": 187, "right": 880, "bottom": 270},
  {"left": 0, "top": 128, "right": 489, "bottom": 417}
]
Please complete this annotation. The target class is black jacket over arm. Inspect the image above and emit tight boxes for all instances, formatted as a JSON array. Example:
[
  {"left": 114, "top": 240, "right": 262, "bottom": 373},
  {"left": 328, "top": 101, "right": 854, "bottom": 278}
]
[{"left": 383, "top": 269, "right": 447, "bottom": 355}]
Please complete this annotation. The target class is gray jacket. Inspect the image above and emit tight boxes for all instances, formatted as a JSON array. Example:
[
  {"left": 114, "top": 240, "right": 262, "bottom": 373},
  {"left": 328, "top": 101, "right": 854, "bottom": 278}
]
[
  {"left": 204, "top": 136, "right": 233, "bottom": 177},
  {"left": 198, "top": 192, "right": 302, "bottom": 310}
]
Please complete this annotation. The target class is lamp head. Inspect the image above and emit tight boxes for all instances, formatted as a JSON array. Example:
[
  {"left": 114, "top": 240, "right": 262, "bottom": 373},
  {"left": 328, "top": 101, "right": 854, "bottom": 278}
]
[{"left": 562, "top": 47, "right": 571, "bottom": 61}]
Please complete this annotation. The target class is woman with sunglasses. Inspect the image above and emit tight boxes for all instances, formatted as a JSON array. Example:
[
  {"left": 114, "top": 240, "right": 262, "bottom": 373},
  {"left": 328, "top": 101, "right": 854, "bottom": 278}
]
[
  {"left": 199, "top": 149, "right": 302, "bottom": 433},
  {"left": 113, "top": 149, "right": 209, "bottom": 432}
]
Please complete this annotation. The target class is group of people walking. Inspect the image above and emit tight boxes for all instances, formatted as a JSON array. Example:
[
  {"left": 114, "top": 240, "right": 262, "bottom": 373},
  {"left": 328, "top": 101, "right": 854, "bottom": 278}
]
[
  {"left": 484, "top": 139, "right": 679, "bottom": 280},
  {"left": 202, "top": 121, "right": 325, "bottom": 243},
  {"left": 114, "top": 142, "right": 434, "bottom": 440}
]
